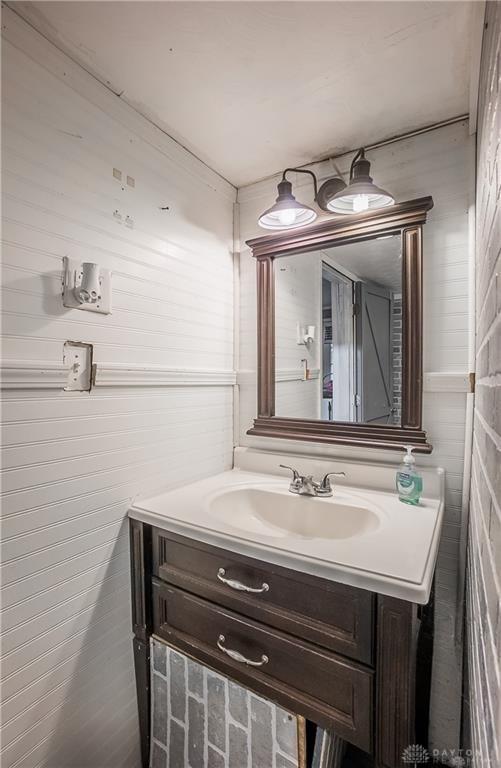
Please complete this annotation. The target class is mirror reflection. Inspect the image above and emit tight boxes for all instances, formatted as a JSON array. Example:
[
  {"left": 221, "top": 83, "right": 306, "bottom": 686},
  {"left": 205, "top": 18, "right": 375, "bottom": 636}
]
[{"left": 274, "top": 234, "right": 402, "bottom": 424}]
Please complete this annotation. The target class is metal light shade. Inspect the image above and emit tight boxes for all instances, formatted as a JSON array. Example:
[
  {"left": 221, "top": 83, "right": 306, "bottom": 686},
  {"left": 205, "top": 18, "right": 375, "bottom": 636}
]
[
  {"left": 326, "top": 152, "right": 394, "bottom": 215},
  {"left": 258, "top": 180, "right": 317, "bottom": 230}
]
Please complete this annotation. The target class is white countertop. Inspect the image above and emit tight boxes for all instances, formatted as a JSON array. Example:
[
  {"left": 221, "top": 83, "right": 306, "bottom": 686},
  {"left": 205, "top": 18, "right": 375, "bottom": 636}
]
[{"left": 129, "top": 451, "right": 444, "bottom": 604}]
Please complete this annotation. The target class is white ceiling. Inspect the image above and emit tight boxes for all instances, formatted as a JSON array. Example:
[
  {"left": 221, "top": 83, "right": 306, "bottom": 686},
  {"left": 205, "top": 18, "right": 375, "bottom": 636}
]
[
  {"left": 12, "top": 1, "right": 475, "bottom": 187},
  {"left": 323, "top": 235, "right": 402, "bottom": 292}
]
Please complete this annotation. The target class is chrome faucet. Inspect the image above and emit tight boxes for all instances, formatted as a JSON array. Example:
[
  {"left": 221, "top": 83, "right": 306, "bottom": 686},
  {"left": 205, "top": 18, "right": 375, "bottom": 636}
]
[{"left": 279, "top": 465, "right": 346, "bottom": 497}]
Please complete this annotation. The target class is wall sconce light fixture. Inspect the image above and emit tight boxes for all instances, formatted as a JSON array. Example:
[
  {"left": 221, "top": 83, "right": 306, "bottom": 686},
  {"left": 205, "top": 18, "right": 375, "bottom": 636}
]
[
  {"left": 62, "top": 257, "right": 112, "bottom": 314},
  {"left": 257, "top": 149, "right": 395, "bottom": 230},
  {"left": 326, "top": 149, "right": 395, "bottom": 214},
  {"left": 297, "top": 323, "right": 316, "bottom": 346},
  {"left": 258, "top": 172, "right": 318, "bottom": 230}
]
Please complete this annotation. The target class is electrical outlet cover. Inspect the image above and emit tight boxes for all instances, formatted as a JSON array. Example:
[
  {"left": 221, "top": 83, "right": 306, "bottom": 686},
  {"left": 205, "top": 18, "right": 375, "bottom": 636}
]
[{"left": 63, "top": 341, "right": 93, "bottom": 391}]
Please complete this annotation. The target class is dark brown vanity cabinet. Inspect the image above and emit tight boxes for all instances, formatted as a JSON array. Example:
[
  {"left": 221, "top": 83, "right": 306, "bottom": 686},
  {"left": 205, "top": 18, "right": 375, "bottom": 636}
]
[{"left": 130, "top": 520, "right": 431, "bottom": 768}]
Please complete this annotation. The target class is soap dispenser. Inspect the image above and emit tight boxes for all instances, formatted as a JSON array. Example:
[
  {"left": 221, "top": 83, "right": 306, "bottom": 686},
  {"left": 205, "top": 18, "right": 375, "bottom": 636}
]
[{"left": 396, "top": 445, "right": 423, "bottom": 505}]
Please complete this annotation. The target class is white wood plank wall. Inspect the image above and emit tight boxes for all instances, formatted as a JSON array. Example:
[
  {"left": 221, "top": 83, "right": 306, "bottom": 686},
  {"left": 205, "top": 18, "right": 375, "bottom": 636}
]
[
  {"left": 237, "top": 120, "right": 474, "bottom": 750},
  {"left": 0, "top": 8, "right": 236, "bottom": 768},
  {"left": 275, "top": 253, "right": 320, "bottom": 419}
]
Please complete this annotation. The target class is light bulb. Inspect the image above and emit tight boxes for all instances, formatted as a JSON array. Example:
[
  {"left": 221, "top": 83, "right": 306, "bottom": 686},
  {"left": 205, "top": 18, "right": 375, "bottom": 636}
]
[
  {"left": 353, "top": 194, "right": 369, "bottom": 213},
  {"left": 277, "top": 208, "right": 297, "bottom": 226}
]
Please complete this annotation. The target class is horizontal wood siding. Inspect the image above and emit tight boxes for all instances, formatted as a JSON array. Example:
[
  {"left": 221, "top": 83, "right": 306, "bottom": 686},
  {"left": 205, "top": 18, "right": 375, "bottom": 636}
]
[{"left": 1, "top": 8, "right": 235, "bottom": 768}]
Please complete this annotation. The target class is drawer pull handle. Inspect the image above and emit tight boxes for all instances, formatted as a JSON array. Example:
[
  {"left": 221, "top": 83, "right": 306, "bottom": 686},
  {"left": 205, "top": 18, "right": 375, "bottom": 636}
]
[
  {"left": 217, "top": 634, "right": 269, "bottom": 667},
  {"left": 217, "top": 568, "right": 269, "bottom": 594}
]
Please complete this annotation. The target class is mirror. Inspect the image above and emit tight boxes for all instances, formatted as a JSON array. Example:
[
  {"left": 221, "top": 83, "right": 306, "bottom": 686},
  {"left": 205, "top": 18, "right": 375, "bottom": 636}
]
[
  {"left": 274, "top": 235, "right": 402, "bottom": 424},
  {"left": 247, "top": 197, "right": 434, "bottom": 452}
]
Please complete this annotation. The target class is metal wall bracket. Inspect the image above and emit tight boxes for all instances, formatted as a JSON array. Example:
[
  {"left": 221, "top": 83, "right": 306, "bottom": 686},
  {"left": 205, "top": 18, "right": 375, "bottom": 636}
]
[{"left": 62, "top": 257, "right": 112, "bottom": 314}]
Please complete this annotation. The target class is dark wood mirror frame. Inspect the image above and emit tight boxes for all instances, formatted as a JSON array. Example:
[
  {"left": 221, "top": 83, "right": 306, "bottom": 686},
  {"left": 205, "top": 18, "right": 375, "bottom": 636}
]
[{"left": 246, "top": 196, "right": 434, "bottom": 453}]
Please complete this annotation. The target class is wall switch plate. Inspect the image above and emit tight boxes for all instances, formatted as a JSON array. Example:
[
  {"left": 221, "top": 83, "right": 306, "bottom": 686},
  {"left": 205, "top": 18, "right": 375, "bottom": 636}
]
[
  {"left": 62, "top": 257, "right": 112, "bottom": 314},
  {"left": 63, "top": 341, "right": 93, "bottom": 391}
]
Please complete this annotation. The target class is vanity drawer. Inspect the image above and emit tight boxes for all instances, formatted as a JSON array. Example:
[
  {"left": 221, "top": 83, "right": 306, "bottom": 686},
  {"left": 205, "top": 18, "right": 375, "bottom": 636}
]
[
  {"left": 152, "top": 528, "right": 374, "bottom": 664},
  {"left": 153, "top": 579, "right": 373, "bottom": 752}
]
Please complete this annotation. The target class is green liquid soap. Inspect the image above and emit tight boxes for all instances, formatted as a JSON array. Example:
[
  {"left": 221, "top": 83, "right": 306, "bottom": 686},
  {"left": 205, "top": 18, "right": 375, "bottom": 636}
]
[{"left": 396, "top": 445, "right": 423, "bottom": 505}]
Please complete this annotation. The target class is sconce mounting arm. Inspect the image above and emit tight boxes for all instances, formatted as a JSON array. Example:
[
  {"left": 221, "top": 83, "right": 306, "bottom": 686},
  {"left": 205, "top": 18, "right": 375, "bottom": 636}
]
[{"left": 281, "top": 168, "right": 319, "bottom": 200}]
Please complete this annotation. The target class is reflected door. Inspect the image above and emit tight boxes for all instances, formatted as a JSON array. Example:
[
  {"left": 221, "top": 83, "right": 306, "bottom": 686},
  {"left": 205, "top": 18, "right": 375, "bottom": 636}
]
[{"left": 355, "top": 282, "right": 393, "bottom": 424}]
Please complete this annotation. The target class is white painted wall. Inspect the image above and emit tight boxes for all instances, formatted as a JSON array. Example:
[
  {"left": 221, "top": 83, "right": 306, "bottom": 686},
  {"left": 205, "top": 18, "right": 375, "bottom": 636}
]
[
  {"left": 0, "top": 8, "right": 235, "bottom": 768},
  {"left": 274, "top": 253, "right": 320, "bottom": 419},
  {"left": 237, "top": 119, "right": 474, "bottom": 749}
]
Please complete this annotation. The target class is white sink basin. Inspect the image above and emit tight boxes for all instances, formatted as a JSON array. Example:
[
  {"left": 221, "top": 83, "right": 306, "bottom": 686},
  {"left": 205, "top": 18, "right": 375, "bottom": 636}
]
[
  {"left": 129, "top": 455, "right": 444, "bottom": 603},
  {"left": 208, "top": 487, "right": 380, "bottom": 540}
]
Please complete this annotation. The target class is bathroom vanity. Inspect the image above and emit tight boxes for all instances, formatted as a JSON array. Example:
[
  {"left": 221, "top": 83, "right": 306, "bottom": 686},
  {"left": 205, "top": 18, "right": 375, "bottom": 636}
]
[
  {"left": 129, "top": 450, "right": 443, "bottom": 768},
  {"left": 129, "top": 198, "right": 442, "bottom": 767}
]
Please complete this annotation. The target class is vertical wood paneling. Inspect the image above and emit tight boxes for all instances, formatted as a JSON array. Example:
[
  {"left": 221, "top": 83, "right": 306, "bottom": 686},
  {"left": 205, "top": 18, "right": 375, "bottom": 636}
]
[
  {"left": 237, "top": 120, "right": 474, "bottom": 749},
  {"left": 0, "top": 8, "right": 235, "bottom": 768}
]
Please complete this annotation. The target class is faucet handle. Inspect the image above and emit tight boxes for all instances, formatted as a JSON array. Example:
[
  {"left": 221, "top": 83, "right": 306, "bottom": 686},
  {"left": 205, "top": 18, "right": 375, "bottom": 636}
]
[
  {"left": 320, "top": 471, "right": 346, "bottom": 492},
  {"left": 280, "top": 464, "right": 304, "bottom": 492},
  {"left": 279, "top": 464, "right": 300, "bottom": 481}
]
